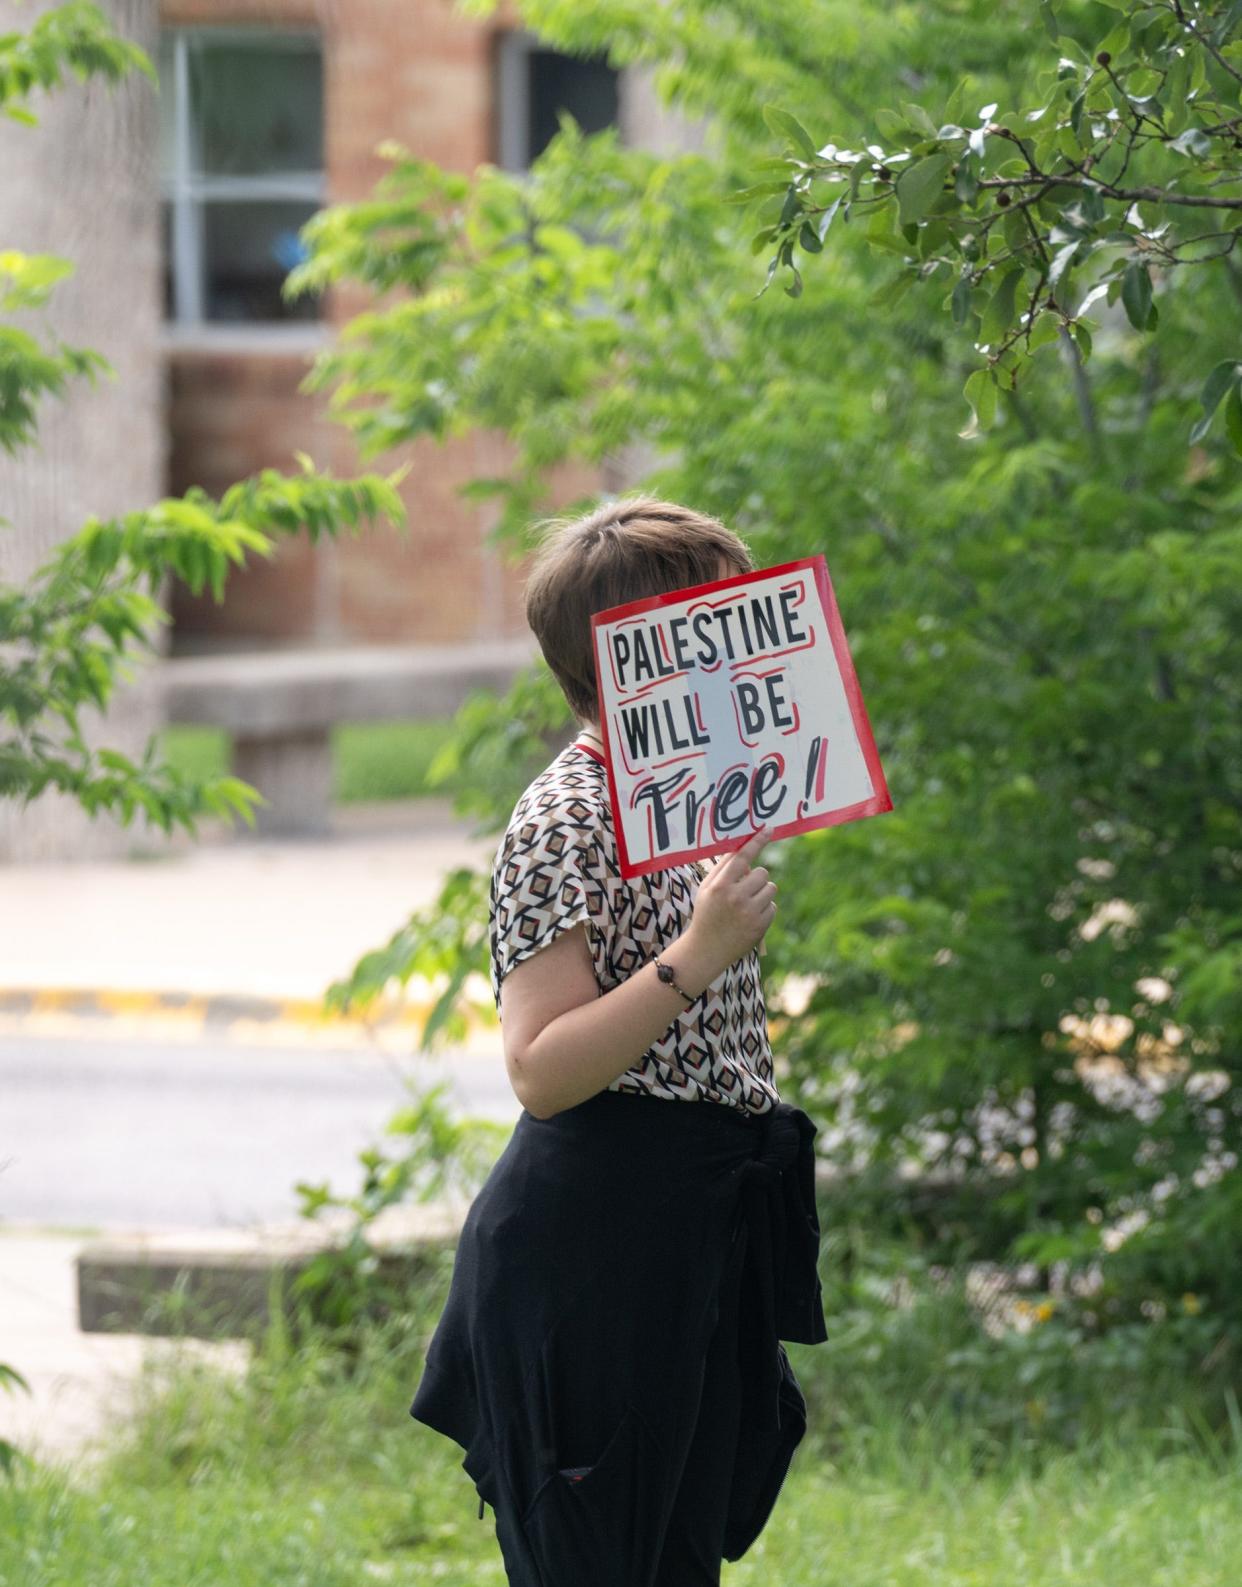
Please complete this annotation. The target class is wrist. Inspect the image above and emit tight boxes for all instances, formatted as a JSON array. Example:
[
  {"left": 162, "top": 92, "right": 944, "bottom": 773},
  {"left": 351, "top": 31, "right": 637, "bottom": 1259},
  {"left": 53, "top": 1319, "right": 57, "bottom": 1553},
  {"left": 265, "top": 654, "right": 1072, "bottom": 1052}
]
[{"left": 663, "top": 926, "right": 721, "bottom": 1001}]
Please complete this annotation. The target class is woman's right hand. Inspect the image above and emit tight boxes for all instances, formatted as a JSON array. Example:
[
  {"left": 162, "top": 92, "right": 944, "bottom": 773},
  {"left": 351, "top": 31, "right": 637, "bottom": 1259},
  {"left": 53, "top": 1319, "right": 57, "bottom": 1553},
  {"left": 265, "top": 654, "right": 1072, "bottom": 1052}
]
[{"left": 685, "top": 826, "right": 777, "bottom": 978}]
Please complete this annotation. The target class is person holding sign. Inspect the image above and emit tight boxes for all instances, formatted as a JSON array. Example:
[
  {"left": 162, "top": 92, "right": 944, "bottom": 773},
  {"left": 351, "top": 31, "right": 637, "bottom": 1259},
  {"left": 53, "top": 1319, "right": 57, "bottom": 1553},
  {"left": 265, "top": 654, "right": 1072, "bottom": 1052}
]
[{"left": 409, "top": 498, "right": 828, "bottom": 1587}]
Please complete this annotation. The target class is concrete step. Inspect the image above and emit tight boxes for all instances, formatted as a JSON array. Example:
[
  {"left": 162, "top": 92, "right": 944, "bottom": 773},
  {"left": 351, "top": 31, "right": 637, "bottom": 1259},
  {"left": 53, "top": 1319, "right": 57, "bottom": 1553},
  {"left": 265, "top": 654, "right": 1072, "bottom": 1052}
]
[{"left": 77, "top": 1202, "right": 470, "bottom": 1340}]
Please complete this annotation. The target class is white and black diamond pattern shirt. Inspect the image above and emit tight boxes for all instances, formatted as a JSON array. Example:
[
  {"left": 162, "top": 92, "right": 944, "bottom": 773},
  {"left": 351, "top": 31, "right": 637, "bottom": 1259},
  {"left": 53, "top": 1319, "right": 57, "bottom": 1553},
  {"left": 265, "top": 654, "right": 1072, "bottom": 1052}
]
[{"left": 488, "top": 737, "right": 779, "bottom": 1116}]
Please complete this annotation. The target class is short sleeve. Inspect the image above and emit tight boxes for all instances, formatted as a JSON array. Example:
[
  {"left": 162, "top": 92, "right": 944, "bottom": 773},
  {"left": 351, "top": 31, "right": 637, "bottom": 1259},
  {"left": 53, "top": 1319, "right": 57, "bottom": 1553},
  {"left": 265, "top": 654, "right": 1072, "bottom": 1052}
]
[{"left": 489, "top": 799, "right": 606, "bottom": 1011}]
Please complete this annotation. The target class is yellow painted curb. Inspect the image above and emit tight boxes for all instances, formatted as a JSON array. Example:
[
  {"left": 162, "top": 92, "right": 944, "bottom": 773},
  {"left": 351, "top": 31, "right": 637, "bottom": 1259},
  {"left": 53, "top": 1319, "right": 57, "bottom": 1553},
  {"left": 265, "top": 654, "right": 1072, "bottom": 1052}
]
[{"left": 0, "top": 986, "right": 496, "bottom": 1040}]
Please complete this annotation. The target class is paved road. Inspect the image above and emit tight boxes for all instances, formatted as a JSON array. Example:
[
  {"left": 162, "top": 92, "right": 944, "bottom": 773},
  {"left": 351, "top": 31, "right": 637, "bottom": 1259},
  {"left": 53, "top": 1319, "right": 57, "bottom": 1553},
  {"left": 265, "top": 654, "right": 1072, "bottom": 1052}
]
[{"left": 0, "top": 1032, "right": 519, "bottom": 1232}]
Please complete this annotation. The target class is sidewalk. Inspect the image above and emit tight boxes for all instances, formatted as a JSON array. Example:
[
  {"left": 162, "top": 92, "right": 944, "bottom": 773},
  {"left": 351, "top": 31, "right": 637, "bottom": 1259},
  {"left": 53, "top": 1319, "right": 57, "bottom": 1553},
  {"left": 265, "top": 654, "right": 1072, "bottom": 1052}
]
[
  {"left": 0, "top": 800, "right": 502, "bottom": 1471},
  {"left": 0, "top": 797, "right": 500, "bottom": 1041}
]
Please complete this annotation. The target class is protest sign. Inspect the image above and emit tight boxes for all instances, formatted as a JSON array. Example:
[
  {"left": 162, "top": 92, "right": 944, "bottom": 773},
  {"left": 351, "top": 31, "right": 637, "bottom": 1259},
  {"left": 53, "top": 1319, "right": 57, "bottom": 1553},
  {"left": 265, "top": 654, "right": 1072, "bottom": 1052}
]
[{"left": 590, "top": 554, "right": 892, "bottom": 878}]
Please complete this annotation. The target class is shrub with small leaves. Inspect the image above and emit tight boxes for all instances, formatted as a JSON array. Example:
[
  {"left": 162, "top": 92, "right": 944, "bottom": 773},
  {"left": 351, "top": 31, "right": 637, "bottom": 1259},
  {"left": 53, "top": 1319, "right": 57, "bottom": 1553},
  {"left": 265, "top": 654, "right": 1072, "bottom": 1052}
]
[{"left": 753, "top": 0, "right": 1242, "bottom": 447}]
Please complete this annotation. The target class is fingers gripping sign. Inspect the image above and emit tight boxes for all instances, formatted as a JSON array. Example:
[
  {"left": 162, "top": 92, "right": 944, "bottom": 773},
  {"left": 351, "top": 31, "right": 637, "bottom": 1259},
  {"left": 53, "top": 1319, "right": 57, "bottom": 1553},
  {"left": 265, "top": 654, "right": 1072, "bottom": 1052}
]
[
  {"left": 727, "top": 825, "right": 779, "bottom": 957},
  {"left": 693, "top": 826, "right": 778, "bottom": 964}
]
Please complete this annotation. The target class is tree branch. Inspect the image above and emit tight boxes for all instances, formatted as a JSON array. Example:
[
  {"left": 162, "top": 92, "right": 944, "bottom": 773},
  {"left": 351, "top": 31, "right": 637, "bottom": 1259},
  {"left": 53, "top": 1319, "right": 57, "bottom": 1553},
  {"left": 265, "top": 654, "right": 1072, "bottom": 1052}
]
[
  {"left": 981, "top": 174, "right": 1242, "bottom": 212},
  {"left": 1058, "top": 326, "right": 1102, "bottom": 461},
  {"left": 1168, "top": 0, "right": 1242, "bottom": 88}
]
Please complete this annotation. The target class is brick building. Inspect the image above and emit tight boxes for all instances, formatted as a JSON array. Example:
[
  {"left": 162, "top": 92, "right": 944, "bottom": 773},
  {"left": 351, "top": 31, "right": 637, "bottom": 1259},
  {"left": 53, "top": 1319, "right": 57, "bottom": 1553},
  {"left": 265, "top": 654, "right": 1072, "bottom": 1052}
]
[
  {"left": 158, "top": 0, "right": 680, "bottom": 653},
  {"left": 0, "top": 0, "right": 694, "bottom": 858}
]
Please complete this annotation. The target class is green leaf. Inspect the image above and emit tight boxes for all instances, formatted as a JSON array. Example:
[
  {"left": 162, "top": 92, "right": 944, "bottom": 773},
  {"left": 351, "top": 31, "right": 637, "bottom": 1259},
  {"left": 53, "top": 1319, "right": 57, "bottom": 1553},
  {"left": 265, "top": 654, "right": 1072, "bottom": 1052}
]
[
  {"left": 1121, "top": 261, "right": 1154, "bottom": 331},
  {"left": 762, "top": 105, "right": 817, "bottom": 161},
  {"left": 0, "top": 1363, "right": 31, "bottom": 1396},
  {"left": 943, "top": 78, "right": 971, "bottom": 127},
  {"left": 1126, "top": 67, "right": 1161, "bottom": 99},
  {"left": 727, "top": 180, "right": 791, "bottom": 206},
  {"left": 902, "top": 102, "right": 940, "bottom": 139},
  {"left": 979, "top": 267, "right": 1022, "bottom": 348},
  {"left": 817, "top": 195, "right": 844, "bottom": 242},
  {"left": 1169, "top": 126, "right": 1212, "bottom": 158},
  {"left": 865, "top": 205, "right": 908, "bottom": 256},
  {"left": 1225, "top": 383, "right": 1242, "bottom": 457},
  {"left": 963, "top": 368, "right": 998, "bottom": 431},
  {"left": 1189, "top": 361, "right": 1241, "bottom": 443},
  {"left": 896, "top": 152, "right": 953, "bottom": 226},
  {"left": 1040, "top": 0, "right": 1059, "bottom": 38},
  {"left": 1164, "top": 50, "right": 1190, "bottom": 132},
  {"left": 799, "top": 220, "right": 823, "bottom": 253},
  {"left": 1095, "top": 23, "right": 1129, "bottom": 62},
  {"left": 1047, "top": 239, "right": 1079, "bottom": 292},
  {"left": 1027, "top": 310, "right": 1062, "bottom": 352}
]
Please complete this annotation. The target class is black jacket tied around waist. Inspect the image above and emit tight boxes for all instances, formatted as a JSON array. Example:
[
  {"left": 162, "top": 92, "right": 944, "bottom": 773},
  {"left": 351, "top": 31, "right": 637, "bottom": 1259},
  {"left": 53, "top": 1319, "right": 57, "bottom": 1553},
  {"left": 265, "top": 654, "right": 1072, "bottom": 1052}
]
[{"left": 409, "top": 1088, "right": 828, "bottom": 1585}]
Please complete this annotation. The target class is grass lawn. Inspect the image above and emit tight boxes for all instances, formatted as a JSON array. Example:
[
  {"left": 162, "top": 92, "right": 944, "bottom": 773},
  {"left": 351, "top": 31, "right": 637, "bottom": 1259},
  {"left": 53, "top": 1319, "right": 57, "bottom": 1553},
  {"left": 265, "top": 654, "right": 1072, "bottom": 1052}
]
[
  {"left": 3, "top": 1307, "right": 1240, "bottom": 1587},
  {"left": 158, "top": 721, "right": 461, "bottom": 805}
]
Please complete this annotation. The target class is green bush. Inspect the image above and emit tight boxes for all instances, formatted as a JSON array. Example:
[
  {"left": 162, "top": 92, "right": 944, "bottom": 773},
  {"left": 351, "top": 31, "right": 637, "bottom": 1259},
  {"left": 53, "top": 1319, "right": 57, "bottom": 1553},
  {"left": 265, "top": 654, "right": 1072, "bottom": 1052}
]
[{"left": 797, "top": 1217, "right": 1241, "bottom": 1471}]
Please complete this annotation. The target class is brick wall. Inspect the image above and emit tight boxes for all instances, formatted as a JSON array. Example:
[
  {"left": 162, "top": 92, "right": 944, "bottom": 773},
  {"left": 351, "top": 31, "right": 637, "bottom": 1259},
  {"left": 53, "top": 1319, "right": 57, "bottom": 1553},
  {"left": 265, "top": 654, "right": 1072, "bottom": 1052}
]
[
  {"left": 164, "top": 0, "right": 563, "bottom": 652},
  {"left": 166, "top": 343, "right": 329, "bottom": 644}
]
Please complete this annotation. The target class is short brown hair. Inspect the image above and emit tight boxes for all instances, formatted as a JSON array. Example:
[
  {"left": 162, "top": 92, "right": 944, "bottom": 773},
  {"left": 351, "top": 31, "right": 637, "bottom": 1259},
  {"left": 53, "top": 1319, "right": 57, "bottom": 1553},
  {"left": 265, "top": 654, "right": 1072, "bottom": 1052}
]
[{"left": 524, "top": 496, "right": 754, "bottom": 723}]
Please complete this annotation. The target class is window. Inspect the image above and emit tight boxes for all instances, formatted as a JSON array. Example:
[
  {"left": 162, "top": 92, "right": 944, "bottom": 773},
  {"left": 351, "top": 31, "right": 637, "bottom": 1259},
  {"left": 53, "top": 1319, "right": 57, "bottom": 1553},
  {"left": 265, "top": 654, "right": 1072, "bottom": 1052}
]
[
  {"left": 159, "top": 28, "right": 325, "bottom": 325},
  {"left": 496, "top": 31, "right": 620, "bottom": 171}
]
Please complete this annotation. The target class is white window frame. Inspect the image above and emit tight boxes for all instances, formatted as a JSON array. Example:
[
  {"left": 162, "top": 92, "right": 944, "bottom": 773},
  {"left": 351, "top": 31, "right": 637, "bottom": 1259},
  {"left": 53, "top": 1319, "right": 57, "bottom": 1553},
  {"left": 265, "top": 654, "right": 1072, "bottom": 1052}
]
[
  {"left": 161, "top": 25, "right": 326, "bottom": 328},
  {"left": 495, "top": 29, "right": 623, "bottom": 172}
]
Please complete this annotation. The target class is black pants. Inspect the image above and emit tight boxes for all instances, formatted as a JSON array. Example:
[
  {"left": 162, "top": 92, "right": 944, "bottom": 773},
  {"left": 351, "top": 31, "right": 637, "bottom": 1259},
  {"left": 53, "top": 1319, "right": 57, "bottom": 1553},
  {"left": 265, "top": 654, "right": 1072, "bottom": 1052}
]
[
  {"left": 650, "top": 1200, "right": 748, "bottom": 1586},
  {"left": 410, "top": 1088, "right": 822, "bottom": 1587}
]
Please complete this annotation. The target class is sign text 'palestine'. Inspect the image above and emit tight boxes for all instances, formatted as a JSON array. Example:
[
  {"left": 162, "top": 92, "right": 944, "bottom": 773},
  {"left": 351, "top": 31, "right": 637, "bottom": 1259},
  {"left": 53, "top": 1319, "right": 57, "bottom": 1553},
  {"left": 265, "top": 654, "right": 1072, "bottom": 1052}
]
[{"left": 590, "top": 554, "right": 892, "bottom": 878}]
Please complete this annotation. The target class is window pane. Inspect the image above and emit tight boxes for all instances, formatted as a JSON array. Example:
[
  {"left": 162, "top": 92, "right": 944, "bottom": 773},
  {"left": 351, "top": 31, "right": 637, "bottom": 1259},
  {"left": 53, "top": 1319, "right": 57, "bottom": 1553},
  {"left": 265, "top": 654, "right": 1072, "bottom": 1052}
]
[
  {"left": 189, "top": 36, "right": 322, "bottom": 176},
  {"left": 202, "top": 200, "right": 321, "bottom": 322},
  {"left": 528, "top": 50, "right": 618, "bottom": 163},
  {"left": 157, "top": 33, "right": 178, "bottom": 188},
  {"left": 160, "top": 201, "right": 176, "bottom": 318}
]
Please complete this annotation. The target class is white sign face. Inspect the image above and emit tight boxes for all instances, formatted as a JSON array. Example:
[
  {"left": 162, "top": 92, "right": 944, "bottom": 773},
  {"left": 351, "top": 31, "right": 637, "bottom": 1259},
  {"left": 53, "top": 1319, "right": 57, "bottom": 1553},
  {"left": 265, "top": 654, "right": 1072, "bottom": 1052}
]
[{"left": 590, "top": 554, "right": 892, "bottom": 878}]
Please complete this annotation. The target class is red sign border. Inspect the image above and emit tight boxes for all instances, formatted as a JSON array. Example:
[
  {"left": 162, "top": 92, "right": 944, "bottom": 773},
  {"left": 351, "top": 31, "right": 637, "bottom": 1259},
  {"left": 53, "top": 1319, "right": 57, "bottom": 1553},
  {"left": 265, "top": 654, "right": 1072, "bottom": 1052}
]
[{"left": 589, "top": 553, "right": 893, "bottom": 879}]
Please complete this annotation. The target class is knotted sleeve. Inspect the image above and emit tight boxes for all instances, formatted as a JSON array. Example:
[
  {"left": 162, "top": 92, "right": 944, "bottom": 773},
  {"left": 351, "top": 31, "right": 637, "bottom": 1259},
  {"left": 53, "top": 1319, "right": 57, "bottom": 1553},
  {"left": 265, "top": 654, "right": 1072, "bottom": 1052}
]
[{"left": 489, "top": 796, "right": 608, "bottom": 1012}]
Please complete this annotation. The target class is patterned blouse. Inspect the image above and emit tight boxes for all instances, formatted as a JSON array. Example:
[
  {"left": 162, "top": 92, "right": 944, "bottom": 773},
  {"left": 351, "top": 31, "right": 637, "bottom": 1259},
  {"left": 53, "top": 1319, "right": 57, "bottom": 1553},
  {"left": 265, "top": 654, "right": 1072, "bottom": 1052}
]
[{"left": 488, "top": 737, "right": 779, "bottom": 1116}]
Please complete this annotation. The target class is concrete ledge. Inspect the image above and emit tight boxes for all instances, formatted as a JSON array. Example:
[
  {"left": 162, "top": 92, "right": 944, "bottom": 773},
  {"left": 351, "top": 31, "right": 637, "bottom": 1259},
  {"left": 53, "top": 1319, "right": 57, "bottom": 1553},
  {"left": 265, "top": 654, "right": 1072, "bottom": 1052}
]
[
  {"left": 77, "top": 1204, "right": 469, "bottom": 1340},
  {"left": 161, "top": 640, "right": 539, "bottom": 735},
  {"left": 160, "top": 639, "right": 538, "bottom": 836}
]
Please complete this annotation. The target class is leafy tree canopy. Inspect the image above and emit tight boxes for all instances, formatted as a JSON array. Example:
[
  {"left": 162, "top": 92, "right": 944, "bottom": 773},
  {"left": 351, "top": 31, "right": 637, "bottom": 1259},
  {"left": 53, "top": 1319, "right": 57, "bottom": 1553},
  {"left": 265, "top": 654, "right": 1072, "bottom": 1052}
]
[{"left": 754, "top": 0, "right": 1242, "bottom": 445}]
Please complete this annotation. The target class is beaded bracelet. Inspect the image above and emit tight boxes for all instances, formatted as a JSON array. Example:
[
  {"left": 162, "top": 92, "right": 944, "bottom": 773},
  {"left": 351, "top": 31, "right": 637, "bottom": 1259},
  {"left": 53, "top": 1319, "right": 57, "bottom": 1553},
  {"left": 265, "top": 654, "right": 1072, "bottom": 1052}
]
[{"left": 653, "top": 956, "right": 698, "bottom": 1008}]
